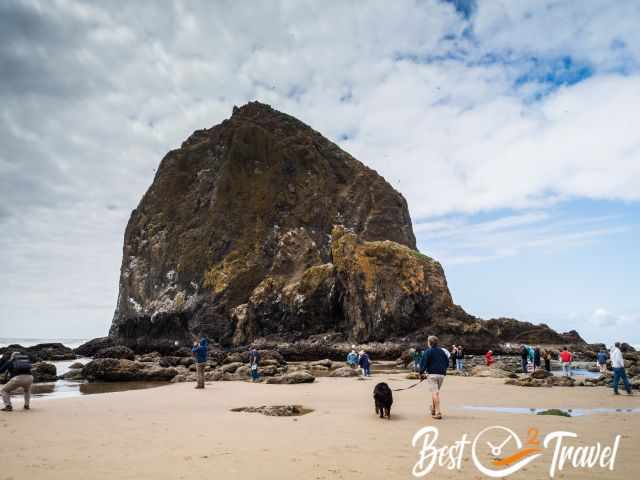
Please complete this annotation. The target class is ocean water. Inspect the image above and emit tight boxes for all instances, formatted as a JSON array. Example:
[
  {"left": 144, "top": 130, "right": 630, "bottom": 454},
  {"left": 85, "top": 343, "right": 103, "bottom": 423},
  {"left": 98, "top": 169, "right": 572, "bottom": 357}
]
[{"left": 0, "top": 337, "right": 88, "bottom": 349}]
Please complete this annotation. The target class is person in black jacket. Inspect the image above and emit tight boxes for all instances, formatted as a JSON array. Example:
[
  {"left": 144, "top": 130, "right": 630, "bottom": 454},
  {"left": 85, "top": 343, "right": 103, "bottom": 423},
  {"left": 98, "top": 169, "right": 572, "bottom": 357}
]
[
  {"left": 520, "top": 345, "right": 529, "bottom": 373},
  {"left": 533, "top": 347, "right": 542, "bottom": 372},
  {"left": 0, "top": 352, "right": 34, "bottom": 412},
  {"left": 419, "top": 336, "right": 448, "bottom": 420}
]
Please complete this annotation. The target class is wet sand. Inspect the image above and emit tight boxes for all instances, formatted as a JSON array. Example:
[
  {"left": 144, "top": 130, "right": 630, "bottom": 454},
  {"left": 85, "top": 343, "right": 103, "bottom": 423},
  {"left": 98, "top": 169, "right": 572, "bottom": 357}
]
[{"left": 1, "top": 374, "right": 638, "bottom": 479}]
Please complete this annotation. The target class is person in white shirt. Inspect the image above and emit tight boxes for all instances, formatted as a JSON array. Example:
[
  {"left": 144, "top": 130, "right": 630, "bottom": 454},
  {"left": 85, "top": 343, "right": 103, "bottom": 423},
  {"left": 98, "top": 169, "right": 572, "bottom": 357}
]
[{"left": 610, "top": 342, "right": 632, "bottom": 395}]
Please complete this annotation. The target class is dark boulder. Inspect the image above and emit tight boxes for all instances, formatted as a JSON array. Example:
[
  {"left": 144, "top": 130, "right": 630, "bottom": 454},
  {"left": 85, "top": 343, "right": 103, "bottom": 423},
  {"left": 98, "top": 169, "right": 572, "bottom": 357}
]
[
  {"left": 32, "top": 362, "right": 58, "bottom": 383},
  {"left": 82, "top": 358, "right": 177, "bottom": 382},
  {"left": 266, "top": 371, "right": 315, "bottom": 384},
  {"left": 94, "top": 346, "right": 135, "bottom": 360},
  {"left": 74, "top": 337, "right": 115, "bottom": 357}
]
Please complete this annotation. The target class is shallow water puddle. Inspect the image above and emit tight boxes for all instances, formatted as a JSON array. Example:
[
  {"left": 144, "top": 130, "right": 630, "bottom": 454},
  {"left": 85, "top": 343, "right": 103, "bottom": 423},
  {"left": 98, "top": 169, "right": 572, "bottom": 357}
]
[
  {"left": 461, "top": 405, "right": 640, "bottom": 417},
  {"left": 231, "top": 405, "right": 313, "bottom": 416}
]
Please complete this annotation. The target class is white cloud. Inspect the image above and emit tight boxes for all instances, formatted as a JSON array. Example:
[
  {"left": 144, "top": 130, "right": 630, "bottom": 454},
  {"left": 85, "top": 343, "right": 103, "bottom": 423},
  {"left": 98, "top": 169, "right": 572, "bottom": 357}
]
[
  {"left": 589, "top": 309, "right": 639, "bottom": 329},
  {"left": 0, "top": 0, "right": 639, "bottom": 337}
]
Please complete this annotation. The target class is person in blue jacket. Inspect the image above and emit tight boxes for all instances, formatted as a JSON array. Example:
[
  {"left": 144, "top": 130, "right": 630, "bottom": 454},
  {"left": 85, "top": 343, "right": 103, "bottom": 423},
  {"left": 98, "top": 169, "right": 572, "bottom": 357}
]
[
  {"left": 419, "top": 336, "right": 448, "bottom": 420},
  {"left": 191, "top": 336, "right": 208, "bottom": 389},
  {"left": 346, "top": 347, "right": 358, "bottom": 368},
  {"left": 596, "top": 349, "right": 608, "bottom": 374},
  {"left": 358, "top": 350, "right": 371, "bottom": 376}
]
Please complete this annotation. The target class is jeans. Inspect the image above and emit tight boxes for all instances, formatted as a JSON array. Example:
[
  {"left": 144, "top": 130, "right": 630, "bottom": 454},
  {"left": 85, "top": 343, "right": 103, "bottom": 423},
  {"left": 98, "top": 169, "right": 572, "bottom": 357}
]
[
  {"left": 362, "top": 366, "right": 370, "bottom": 376},
  {"left": 1, "top": 374, "right": 33, "bottom": 407},
  {"left": 455, "top": 359, "right": 463, "bottom": 371},
  {"left": 521, "top": 359, "right": 528, "bottom": 373},
  {"left": 251, "top": 365, "right": 260, "bottom": 381},
  {"left": 562, "top": 362, "right": 572, "bottom": 377},
  {"left": 612, "top": 367, "right": 631, "bottom": 394}
]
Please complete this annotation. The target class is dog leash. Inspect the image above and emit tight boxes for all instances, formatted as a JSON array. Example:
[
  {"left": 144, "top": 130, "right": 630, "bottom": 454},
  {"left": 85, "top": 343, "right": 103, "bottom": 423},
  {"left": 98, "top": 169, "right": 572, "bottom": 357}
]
[{"left": 392, "top": 376, "right": 425, "bottom": 392}]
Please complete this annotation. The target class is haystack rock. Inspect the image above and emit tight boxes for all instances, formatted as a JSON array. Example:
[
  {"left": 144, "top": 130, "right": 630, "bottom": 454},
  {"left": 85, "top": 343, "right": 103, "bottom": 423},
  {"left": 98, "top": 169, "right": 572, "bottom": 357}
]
[{"left": 108, "top": 102, "right": 583, "bottom": 354}]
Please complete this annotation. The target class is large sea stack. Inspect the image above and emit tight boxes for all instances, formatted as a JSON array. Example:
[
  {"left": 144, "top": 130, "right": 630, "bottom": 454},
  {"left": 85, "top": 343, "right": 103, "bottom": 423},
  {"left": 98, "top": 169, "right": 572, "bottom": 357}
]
[{"left": 109, "top": 102, "right": 582, "bottom": 353}]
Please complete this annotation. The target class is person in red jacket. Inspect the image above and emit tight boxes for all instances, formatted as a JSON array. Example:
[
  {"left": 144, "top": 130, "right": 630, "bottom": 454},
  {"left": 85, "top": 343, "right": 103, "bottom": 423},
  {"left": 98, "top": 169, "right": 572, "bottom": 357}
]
[
  {"left": 559, "top": 347, "right": 573, "bottom": 377},
  {"left": 485, "top": 350, "right": 494, "bottom": 366}
]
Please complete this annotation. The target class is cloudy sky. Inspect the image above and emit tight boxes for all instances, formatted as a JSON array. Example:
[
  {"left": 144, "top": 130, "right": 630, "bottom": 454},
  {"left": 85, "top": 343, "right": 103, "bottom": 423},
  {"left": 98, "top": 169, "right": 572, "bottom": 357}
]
[{"left": 1, "top": 0, "right": 638, "bottom": 345}]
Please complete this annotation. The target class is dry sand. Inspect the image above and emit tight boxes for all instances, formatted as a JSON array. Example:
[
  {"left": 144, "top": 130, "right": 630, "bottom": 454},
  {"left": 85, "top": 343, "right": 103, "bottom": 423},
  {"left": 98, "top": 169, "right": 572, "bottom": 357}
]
[{"left": 1, "top": 373, "right": 638, "bottom": 480}]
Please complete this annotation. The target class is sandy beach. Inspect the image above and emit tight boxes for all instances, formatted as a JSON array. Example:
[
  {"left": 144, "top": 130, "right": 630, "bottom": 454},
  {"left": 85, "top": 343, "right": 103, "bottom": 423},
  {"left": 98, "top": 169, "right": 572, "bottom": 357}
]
[{"left": 1, "top": 374, "right": 638, "bottom": 480}]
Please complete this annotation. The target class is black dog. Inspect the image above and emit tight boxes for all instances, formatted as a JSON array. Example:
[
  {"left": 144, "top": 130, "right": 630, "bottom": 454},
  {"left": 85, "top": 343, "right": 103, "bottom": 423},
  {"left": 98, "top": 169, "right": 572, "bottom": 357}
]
[{"left": 373, "top": 382, "right": 393, "bottom": 419}]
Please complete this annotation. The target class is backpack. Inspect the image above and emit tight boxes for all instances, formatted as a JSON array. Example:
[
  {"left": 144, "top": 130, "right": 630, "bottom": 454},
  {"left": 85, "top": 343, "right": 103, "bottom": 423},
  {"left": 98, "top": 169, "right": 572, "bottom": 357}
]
[{"left": 12, "top": 354, "right": 32, "bottom": 374}]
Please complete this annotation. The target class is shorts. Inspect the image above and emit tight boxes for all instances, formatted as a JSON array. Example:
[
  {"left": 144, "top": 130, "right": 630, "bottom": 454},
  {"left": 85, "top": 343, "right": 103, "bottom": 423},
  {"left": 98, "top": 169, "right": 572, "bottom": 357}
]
[{"left": 427, "top": 374, "right": 445, "bottom": 392}]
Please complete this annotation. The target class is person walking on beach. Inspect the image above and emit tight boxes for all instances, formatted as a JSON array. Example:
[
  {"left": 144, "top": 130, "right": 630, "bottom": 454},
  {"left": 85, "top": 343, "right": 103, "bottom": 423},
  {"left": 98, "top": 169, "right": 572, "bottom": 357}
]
[
  {"left": 249, "top": 347, "right": 261, "bottom": 382},
  {"left": 191, "top": 336, "right": 208, "bottom": 389},
  {"left": 419, "top": 336, "right": 448, "bottom": 420},
  {"left": 610, "top": 342, "right": 632, "bottom": 395},
  {"left": 347, "top": 346, "right": 358, "bottom": 368},
  {"left": 533, "top": 347, "right": 541, "bottom": 372},
  {"left": 0, "top": 351, "right": 34, "bottom": 411},
  {"left": 358, "top": 350, "right": 371, "bottom": 377},
  {"left": 559, "top": 347, "right": 573, "bottom": 377},
  {"left": 597, "top": 349, "right": 608, "bottom": 374},
  {"left": 455, "top": 345, "right": 464, "bottom": 371},
  {"left": 450, "top": 345, "right": 457, "bottom": 370},
  {"left": 542, "top": 349, "right": 552, "bottom": 372},
  {"left": 520, "top": 345, "right": 529, "bottom": 374}
]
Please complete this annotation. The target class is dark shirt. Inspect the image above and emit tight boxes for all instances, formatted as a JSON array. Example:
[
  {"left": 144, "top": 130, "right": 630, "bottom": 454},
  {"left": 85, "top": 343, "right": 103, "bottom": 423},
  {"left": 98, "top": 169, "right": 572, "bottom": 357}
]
[
  {"left": 358, "top": 353, "right": 370, "bottom": 368},
  {"left": 420, "top": 347, "right": 448, "bottom": 376},
  {"left": 597, "top": 352, "right": 608, "bottom": 364},
  {"left": 249, "top": 350, "right": 261, "bottom": 365}
]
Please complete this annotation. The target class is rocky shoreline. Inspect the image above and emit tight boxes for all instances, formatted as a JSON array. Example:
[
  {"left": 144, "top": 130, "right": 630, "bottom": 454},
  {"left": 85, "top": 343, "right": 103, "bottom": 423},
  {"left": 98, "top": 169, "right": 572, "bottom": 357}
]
[{"left": 2, "top": 338, "right": 638, "bottom": 391}]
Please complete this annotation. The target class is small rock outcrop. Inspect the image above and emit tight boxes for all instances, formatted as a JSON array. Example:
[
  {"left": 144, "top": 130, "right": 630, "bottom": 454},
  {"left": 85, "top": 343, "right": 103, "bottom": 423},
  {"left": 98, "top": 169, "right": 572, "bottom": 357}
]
[
  {"left": 31, "top": 362, "right": 58, "bottom": 383},
  {"left": 74, "top": 337, "right": 115, "bottom": 357},
  {"left": 266, "top": 371, "right": 316, "bottom": 384},
  {"left": 329, "top": 366, "right": 360, "bottom": 377},
  {"left": 94, "top": 346, "right": 135, "bottom": 360},
  {"left": 82, "top": 359, "right": 177, "bottom": 382}
]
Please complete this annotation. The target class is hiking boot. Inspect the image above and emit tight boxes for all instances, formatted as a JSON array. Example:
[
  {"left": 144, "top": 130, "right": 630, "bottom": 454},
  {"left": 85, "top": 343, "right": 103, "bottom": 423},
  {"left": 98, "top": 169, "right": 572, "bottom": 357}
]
[
  {"left": 24, "top": 405, "right": 30, "bottom": 410},
  {"left": 1, "top": 405, "right": 12, "bottom": 412}
]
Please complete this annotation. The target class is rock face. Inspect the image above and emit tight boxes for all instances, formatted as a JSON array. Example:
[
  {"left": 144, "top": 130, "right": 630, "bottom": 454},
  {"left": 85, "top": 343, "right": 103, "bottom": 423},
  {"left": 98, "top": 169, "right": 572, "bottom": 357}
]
[{"left": 109, "top": 102, "right": 583, "bottom": 353}]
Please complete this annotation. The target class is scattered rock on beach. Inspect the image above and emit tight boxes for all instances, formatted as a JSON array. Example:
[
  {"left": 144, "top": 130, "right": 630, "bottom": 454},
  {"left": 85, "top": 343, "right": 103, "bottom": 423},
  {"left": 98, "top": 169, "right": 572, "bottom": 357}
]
[
  {"left": 309, "top": 359, "right": 333, "bottom": 369},
  {"left": 329, "top": 366, "right": 360, "bottom": 377},
  {"left": 82, "top": 358, "right": 177, "bottom": 382},
  {"left": 471, "top": 366, "right": 512, "bottom": 378},
  {"left": 94, "top": 346, "right": 135, "bottom": 360},
  {"left": 266, "top": 371, "right": 315, "bottom": 384},
  {"left": 74, "top": 337, "right": 115, "bottom": 357},
  {"left": 537, "top": 409, "right": 571, "bottom": 417},
  {"left": 221, "top": 362, "right": 244, "bottom": 373},
  {"left": 531, "top": 369, "right": 553, "bottom": 379},
  {"left": 231, "top": 405, "right": 312, "bottom": 416},
  {"left": 69, "top": 362, "right": 85, "bottom": 370},
  {"left": 31, "top": 362, "right": 58, "bottom": 383},
  {"left": 61, "top": 369, "right": 85, "bottom": 381}
]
